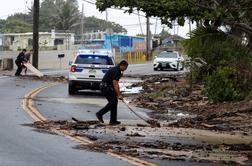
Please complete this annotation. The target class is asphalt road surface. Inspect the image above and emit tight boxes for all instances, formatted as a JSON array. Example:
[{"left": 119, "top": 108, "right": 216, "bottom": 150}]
[
  {"left": 0, "top": 76, "right": 131, "bottom": 166},
  {"left": 37, "top": 62, "right": 187, "bottom": 77},
  {"left": 33, "top": 82, "right": 222, "bottom": 166},
  {"left": 0, "top": 65, "right": 221, "bottom": 166},
  {"left": 125, "top": 63, "right": 186, "bottom": 76}
]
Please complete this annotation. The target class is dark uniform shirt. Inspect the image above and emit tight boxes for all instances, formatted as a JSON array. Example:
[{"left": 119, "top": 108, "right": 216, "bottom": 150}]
[
  {"left": 102, "top": 65, "right": 122, "bottom": 88},
  {"left": 16, "top": 52, "right": 25, "bottom": 62}
]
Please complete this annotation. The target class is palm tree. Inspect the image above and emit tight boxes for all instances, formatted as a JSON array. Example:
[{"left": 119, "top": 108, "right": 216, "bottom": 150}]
[{"left": 52, "top": 0, "right": 80, "bottom": 31}]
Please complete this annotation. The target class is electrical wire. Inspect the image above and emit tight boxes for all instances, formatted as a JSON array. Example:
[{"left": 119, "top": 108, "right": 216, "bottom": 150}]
[
  {"left": 122, "top": 23, "right": 147, "bottom": 27},
  {"left": 82, "top": 0, "right": 165, "bottom": 35}
]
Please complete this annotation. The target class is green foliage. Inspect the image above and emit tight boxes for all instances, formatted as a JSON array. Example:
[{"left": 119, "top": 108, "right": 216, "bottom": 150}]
[
  {"left": 96, "top": 0, "right": 252, "bottom": 102},
  {"left": 4, "top": 19, "right": 32, "bottom": 33},
  {"left": 0, "top": 0, "right": 126, "bottom": 34},
  {"left": 7, "top": 13, "right": 33, "bottom": 24},
  {"left": 0, "top": 19, "right": 6, "bottom": 33},
  {"left": 246, "top": 91, "right": 252, "bottom": 100},
  {"left": 38, "top": 0, "right": 127, "bottom": 33},
  {"left": 184, "top": 26, "right": 250, "bottom": 78},
  {"left": 184, "top": 26, "right": 252, "bottom": 102},
  {"left": 53, "top": 0, "right": 80, "bottom": 30},
  {"left": 81, "top": 16, "right": 127, "bottom": 34},
  {"left": 96, "top": 0, "right": 251, "bottom": 26},
  {"left": 96, "top": 0, "right": 252, "bottom": 51},
  {"left": 1, "top": 13, "right": 32, "bottom": 33},
  {"left": 39, "top": 0, "right": 57, "bottom": 31},
  {"left": 39, "top": 0, "right": 80, "bottom": 31},
  {"left": 204, "top": 67, "right": 244, "bottom": 102},
  {"left": 187, "top": 66, "right": 208, "bottom": 84}
]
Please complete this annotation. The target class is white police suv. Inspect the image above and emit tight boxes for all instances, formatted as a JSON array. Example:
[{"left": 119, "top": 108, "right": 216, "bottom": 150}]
[{"left": 68, "top": 49, "right": 115, "bottom": 94}]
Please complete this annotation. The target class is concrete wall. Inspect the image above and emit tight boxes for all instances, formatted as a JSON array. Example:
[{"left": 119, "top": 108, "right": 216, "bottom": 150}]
[{"left": 0, "top": 50, "right": 77, "bottom": 70}]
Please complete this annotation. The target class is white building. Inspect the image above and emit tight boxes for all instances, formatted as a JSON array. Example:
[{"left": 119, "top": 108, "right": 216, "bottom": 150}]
[{"left": 0, "top": 31, "right": 75, "bottom": 51}]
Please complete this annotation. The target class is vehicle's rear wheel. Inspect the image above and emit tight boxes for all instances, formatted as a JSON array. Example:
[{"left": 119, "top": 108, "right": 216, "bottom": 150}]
[
  {"left": 154, "top": 68, "right": 157, "bottom": 71},
  {"left": 68, "top": 83, "right": 77, "bottom": 95}
]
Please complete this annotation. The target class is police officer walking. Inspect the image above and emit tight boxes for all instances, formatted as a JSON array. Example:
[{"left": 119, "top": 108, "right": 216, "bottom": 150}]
[
  {"left": 15, "top": 49, "right": 26, "bottom": 76},
  {"left": 96, "top": 60, "right": 128, "bottom": 125}
]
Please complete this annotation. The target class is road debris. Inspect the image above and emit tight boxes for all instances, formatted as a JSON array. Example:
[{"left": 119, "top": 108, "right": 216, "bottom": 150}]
[
  {"left": 25, "top": 120, "right": 252, "bottom": 165},
  {"left": 123, "top": 99, "right": 161, "bottom": 127},
  {"left": 130, "top": 75, "right": 252, "bottom": 134},
  {"left": 20, "top": 74, "right": 252, "bottom": 165},
  {"left": 20, "top": 75, "right": 68, "bottom": 83}
]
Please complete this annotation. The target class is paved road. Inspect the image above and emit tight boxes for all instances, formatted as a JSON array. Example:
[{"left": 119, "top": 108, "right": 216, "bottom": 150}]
[
  {"left": 33, "top": 82, "right": 221, "bottom": 166},
  {"left": 0, "top": 62, "right": 186, "bottom": 77},
  {"left": 0, "top": 66, "right": 220, "bottom": 166},
  {"left": 35, "top": 83, "right": 151, "bottom": 123},
  {"left": 125, "top": 63, "right": 186, "bottom": 76},
  {"left": 0, "top": 76, "right": 131, "bottom": 166},
  {"left": 35, "top": 62, "right": 187, "bottom": 77}
]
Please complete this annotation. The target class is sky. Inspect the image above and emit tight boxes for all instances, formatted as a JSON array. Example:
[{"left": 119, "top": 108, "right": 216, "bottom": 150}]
[{"left": 0, "top": 0, "right": 194, "bottom": 38}]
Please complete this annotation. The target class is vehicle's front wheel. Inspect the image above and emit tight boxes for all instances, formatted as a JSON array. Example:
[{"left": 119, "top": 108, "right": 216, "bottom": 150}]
[
  {"left": 180, "top": 63, "right": 185, "bottom": 71},
  {"left": 68, "top": 83, "right": 77, "bottom": 95}
]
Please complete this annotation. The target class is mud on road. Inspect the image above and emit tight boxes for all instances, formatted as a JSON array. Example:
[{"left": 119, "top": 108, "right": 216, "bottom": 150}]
[
  {"left": 25, "top": 119, "right": 252, "bottom": 165},
  {"left": 126, "top": 74, "right": 252, "bottom": 165},
  {"left": 130, "top": 75, "right": 252, "bottom": 133},
  {"left": 21, "top": 75, "right": 252, "bottom": 165}
]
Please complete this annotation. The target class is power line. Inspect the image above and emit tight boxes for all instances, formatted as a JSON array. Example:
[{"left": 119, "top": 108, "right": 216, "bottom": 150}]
[
  {"left": 122, "top": 22, "right": 148, "bottom": 27},
  {"left": 82, "top": 0, "right": 95, "bottom": 5},
  {"left": 81, "top": 0, "right": 164, "bottom": 35}
]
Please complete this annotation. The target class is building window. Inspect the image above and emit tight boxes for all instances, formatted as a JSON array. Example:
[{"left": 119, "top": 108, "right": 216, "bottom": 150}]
[{"left": 54, "top": 39, "right": 64, "bottom": 45}]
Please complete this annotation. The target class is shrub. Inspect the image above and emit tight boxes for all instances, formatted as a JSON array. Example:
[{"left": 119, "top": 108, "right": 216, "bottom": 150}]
[
  {"left": 204, "top": 67, "right": 246, "bottom": 102},
  {"left": 183, "top": 26, "right": 252, "bottom": 102}
]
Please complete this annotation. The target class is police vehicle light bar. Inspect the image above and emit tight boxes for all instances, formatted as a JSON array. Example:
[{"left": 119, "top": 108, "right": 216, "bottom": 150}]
[{"left": 78, "top": 49, "right": 113, "bottom": 57}]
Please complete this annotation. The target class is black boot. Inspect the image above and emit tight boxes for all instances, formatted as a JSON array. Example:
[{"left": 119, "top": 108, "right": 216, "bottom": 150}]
[
  {"left": 96, "top": 112, "right": 104, "bottom": 123},
  {"left": 109, "top": 121, "right": 121, "bottom": 125}
]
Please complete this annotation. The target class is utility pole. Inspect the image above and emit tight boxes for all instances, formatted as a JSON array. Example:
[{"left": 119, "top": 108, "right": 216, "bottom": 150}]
[
  {"left": 146, "top": 16, "right": 151, "bottom": 60},
  {"left": 32, "top": 0, "right": 39, "bottom": 69},
  {"left": 189, "top": 19, "right": 192, "bottom": 35},
  {"left": 173, "top": 21, "right": 176, "bottom": 35},
  {"left": 106, "top": 9, "right": 108, "bottom": 22},
  {"left": 81, "top": 3, "right": 84, "bottom": 46}
]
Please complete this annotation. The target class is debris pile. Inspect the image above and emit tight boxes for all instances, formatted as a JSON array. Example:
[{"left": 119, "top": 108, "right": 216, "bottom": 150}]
[
  {"left": 20, "top": 75, "right": 68, "bottom": 83},
  {"left": 130, "top": 75, "right": 252, "bottom": 134},
  {"left": 26, "top": 120, "right": 252, "bottom": 165}
]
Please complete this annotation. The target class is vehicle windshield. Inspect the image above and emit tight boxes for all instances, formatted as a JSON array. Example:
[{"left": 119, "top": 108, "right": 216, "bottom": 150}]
[
  {"left": 158, "top": 52, "right": 178, "bottom": 58},
  {"left": 75, "top": 54, "right": 114, "bottom": 65}
]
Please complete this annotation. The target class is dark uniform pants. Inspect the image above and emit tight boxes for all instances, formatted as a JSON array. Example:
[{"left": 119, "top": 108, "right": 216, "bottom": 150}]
[
  {"left": 15, "top": 60, "right": 23, "bottom": 76},
  {"left": 97, "top": 87, "right": 118, "bottom": 122}
]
